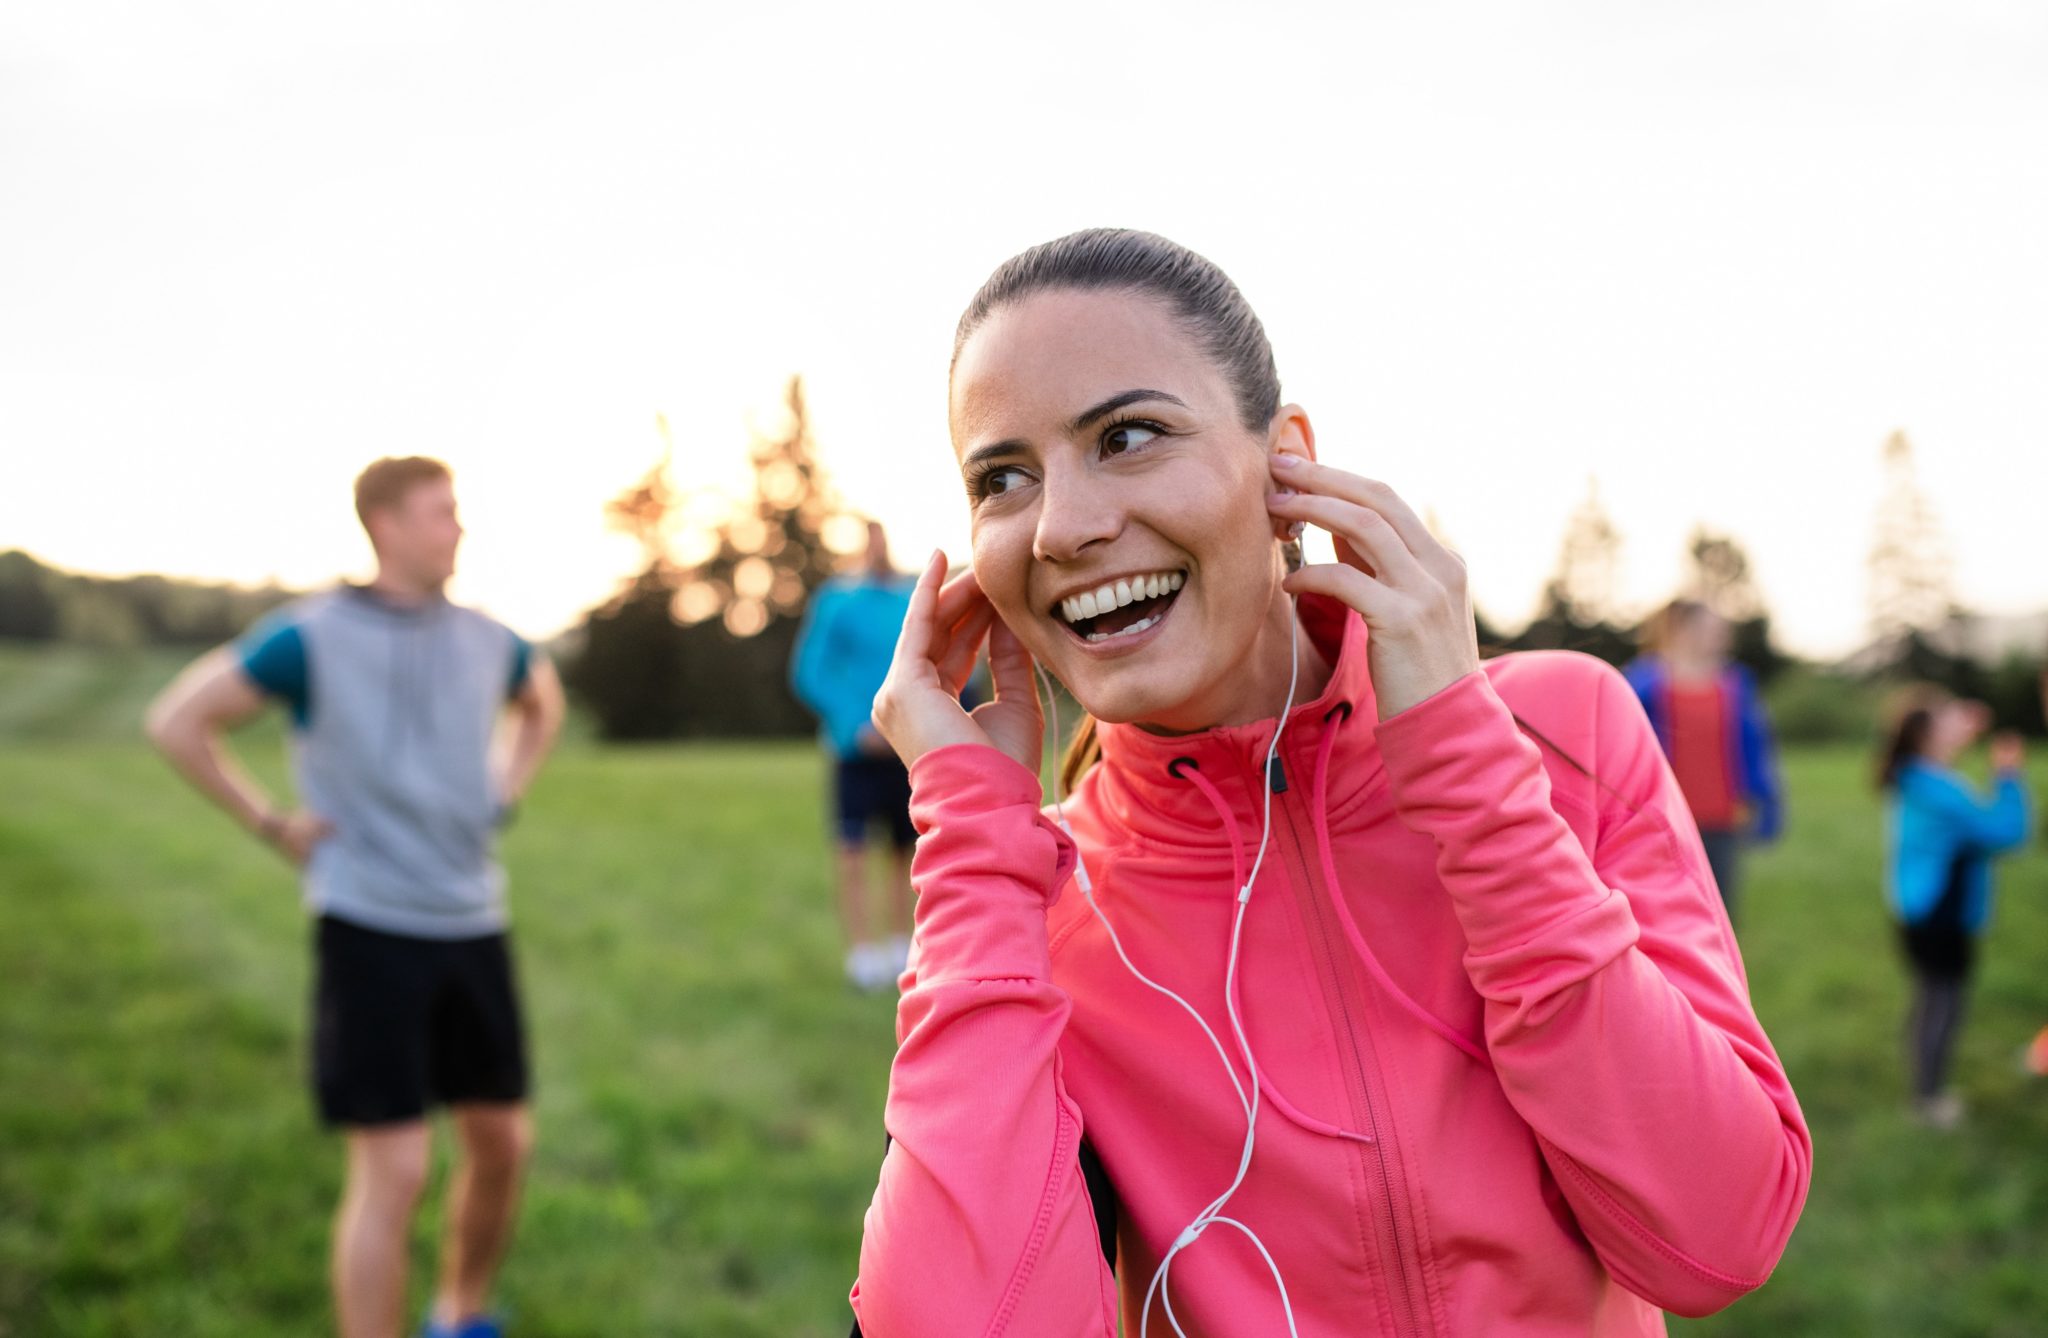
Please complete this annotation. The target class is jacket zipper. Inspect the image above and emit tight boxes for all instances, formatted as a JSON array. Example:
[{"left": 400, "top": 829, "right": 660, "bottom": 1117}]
[{"left": 1267, "top": 751, "right": 1430, "bottom": 1338}]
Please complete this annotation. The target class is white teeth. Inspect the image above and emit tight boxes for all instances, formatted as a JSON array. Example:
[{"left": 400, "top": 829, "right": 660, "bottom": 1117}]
[
  {"left": 1085, "top": 611, "right": 1164, "bottom": 642},
  {"left": 1055, "top": 570, "right": 1186, "bottom": 625}
]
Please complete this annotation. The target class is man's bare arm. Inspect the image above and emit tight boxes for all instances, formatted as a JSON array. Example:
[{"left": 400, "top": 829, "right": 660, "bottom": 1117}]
[
  {"left": 497, "top": 653, "right": 566, "bottom": 810},
  {"left": 143, "top": 648, "right": 329, "bottom": 864}
]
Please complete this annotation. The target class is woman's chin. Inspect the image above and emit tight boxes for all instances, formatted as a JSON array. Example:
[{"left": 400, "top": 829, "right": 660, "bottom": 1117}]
[{"left": 1064, "top": 665, "right": 1201, "bottom": 731}]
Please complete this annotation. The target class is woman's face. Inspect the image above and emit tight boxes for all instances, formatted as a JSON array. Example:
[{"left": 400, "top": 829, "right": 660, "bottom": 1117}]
[
  {"left": 949, "top": 287, "right": 1307, "bottom": 731},
  {"left": 1675, "top": 608, "right": 1732, "bottom": 662},
  {"left": 1928, "top": 699, "right": 1990, "bottom": 760}
]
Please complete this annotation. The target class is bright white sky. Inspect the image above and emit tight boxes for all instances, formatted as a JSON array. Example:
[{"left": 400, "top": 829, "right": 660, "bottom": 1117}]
[{"left": 3, "top": 1, "right": 2043, "bottom": 658}]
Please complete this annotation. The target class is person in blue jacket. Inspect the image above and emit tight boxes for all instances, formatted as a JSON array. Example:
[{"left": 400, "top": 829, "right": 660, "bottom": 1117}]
[
  {"left": 1877, "top": 686, "right": 2030, "bottom": 1128},
  {"left": 790, "top": 521, "right": 919, "bottom": 991},
  {"left": 1623, "top": 600, "right": 1784, "bottom": 923}
]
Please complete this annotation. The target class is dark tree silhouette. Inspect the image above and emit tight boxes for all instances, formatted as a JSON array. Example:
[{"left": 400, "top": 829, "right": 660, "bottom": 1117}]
[
  {"left": 564, "top": 377, "right": 860, "bottom": 740},
  {"left": 1683, "top": 527, "right": 1789, "bottom": 684},
  {"left": 1509, "top": 480, "right": 1634, "bottom": 666}
]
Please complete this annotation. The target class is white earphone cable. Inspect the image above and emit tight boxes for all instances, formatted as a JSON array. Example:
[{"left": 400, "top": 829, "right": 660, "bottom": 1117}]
[{"left": 1035, "top": 593, "right": 1303, "bottom": 1338}]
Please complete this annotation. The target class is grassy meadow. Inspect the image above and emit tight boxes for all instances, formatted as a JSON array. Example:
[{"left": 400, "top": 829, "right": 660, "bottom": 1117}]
[{"left": 2, "top": 644, "right": 2046, "bottom": 1336}]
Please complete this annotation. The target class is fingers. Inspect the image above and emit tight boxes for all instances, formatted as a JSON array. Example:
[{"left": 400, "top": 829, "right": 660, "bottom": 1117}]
[
  {"left": 1281, "top": 560, "right": 1396, "bottom": 617},
  {"left": 930, "top": 565, "right": 987, "bottom": 631},
  {"left": 894, "top": 549, "right": 949, "bottom": 665},
  {"left": 918, "top": 563, "right": 995, "bottom": 692},
  {"left": 985, "top": 617, "right": 1040, "bottom": 707},
  {"left": 934, "top": 600, "right": 994, "bottom": 693},
  {"left": 1269, "top": 455, "right": 1457, "bottom": 581},
  {"left": 1267, "top": 490, "right": 1429, "bottom": 589}
]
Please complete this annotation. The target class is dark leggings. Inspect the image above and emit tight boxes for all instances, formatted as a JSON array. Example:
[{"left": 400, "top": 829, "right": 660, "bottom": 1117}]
[
  {"left": 1903, "top": 965, "right": 1972, "bottom": 1100},
  {"left": 1899, "top": 853, "right": 1979, "bottom": 1100}
]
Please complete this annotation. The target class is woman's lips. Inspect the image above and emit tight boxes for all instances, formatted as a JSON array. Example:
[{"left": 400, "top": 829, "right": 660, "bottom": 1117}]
[{"left": 1052, "top": 581, "right": 1183, "bottom": 651}]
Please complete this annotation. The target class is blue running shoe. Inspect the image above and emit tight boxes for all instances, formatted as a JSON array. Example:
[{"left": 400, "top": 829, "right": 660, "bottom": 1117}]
[{"left": 422, "top": 1316, "right": 501, "bottom": 1338}]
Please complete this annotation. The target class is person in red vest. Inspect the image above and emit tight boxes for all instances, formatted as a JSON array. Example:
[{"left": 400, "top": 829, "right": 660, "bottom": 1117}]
[{"left": 1623, "top": 600, "right": 1784, "bottom": 925}]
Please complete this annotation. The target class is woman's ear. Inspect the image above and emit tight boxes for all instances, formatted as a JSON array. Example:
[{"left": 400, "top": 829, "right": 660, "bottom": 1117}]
[
  {"left": 1268, "top": 403, "right": 1316, "bottom": 466},
  {"left": 1267, "top": 404, "right": 1316, "bottom": 542}
]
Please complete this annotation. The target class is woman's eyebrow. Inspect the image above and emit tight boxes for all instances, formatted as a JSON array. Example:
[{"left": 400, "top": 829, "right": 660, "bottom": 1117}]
[
  {"left": 1069, "top": 388, "right": 1188, "bottom": 433},
  {"left": 961, "top": 389, "right": 1192, "bottom": 471},
  {"left": 961, "top": 440, "right": 1026, "bottom": 473}
]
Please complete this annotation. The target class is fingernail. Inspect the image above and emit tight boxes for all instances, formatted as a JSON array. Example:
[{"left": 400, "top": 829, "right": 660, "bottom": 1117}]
[{"left": 1271, "top": 453, "right": 1301, "bottom": 470}]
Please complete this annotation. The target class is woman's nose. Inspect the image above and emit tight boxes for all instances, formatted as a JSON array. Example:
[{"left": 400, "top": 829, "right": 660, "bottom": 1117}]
[{"left": 1031, "top": 466, "right": 1123, "bottom": 564}]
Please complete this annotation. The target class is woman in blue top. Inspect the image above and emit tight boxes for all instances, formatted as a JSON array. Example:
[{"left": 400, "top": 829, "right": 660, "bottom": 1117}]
[{"left": 1877, "top": 687, "right": 2030, "bottom": 1127}]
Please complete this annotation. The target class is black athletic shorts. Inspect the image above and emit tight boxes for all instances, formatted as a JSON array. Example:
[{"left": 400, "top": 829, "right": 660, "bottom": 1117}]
[
  {"left": 312, "top": 914, "right": 530, "bottom": 1127},
  {"left": 834, "top": 756, "right": 916, "bottom": 849}
]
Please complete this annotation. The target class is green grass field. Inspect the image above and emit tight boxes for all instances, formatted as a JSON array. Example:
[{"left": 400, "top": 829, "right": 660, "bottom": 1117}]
[{"left": 2, "top": 645, "right": 2045, "bottom": 1336}]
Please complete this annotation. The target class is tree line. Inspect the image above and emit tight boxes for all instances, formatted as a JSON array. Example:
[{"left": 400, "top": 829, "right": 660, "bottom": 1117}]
[
  {"left": 5, "top": 410, "right": 2038, "bottom": 741},
  {"left": 0, "top": 549, "right": 290, "bottom": 649}
]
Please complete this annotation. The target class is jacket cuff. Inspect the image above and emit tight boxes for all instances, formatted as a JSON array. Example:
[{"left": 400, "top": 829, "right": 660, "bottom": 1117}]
[{"left": 906, "top": 744, "right": 1075, "bottom": 985}]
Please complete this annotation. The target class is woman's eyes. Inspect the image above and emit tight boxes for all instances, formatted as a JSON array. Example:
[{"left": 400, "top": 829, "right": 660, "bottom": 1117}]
[
  {"left": 970, "top": 422, "right": 1167, "bottom": 504},
  {"left": 1101, "top": 422, "right": 1162, "bottom": 457}
]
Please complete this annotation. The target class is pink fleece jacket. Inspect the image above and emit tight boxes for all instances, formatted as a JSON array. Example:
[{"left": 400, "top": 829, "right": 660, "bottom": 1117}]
[{"left": 851, "top": 597, "right": 1810, "bottom": 1336}]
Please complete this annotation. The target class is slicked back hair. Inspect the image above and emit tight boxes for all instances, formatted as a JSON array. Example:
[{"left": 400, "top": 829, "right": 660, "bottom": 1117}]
[{"left": 953, "top": 228, "right": 1281, "bottom": 432}]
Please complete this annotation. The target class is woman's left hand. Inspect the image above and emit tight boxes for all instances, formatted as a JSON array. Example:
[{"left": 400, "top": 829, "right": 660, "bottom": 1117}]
[{"left": 1267, "top": 453, "right": 1480, "bottom": 720}]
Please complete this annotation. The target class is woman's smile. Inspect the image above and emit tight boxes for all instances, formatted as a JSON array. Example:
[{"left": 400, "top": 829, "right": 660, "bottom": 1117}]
[{"left": 1049, "top": 569, "right": 1186, "bottom": 649}]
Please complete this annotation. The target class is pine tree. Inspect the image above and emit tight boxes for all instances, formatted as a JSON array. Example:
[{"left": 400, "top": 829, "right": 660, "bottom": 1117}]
[
  {"left": 1550, "top": 477, "right": 1624, "bottom": 628},
  {"left": 1867, "top": 430, "right": 1956, "bottom": 641},
  {"left": 1511, "top": 479, "right": 1634, "bottom": 664}
]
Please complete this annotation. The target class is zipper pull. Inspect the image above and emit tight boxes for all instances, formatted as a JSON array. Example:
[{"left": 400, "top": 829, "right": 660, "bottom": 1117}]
[{"left": 1268, "top": 755, "right": 1289, "bottom": 794}]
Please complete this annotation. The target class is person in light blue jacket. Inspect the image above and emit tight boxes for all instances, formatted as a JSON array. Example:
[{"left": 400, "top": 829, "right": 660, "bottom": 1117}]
[
  {"left": 790, "top": 521, "right": 919, "bottom": 991},
  {"left": 1877, "top": 686, "right": 2030, "bottom": 1127}
]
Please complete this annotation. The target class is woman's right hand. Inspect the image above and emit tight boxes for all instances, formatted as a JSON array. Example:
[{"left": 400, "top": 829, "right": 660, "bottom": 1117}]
[
  {"left": 1989, "top": 731, "right": 2024, "bottom": 775},
  {"left": 872, "top": 551, "right": 1043, "bottom": 775}
]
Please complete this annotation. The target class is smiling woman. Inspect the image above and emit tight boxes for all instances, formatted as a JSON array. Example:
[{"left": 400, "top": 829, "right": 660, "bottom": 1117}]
[{"left": 850, "top": 229, "right": 1811, "bottom": 1338}]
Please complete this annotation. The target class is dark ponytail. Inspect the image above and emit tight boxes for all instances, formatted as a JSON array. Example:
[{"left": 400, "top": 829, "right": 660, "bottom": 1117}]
[{"left": 1877, "top": 685, "right": 1950, "bottom": 791}]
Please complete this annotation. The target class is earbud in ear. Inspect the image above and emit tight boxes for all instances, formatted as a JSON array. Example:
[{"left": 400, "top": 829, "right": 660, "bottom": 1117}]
[{"left": 1272, "top": 486, "right": 1306, "bottom": 542}]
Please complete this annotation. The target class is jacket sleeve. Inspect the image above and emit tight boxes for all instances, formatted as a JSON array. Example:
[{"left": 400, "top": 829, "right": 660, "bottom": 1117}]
[
  {"left": 1905, "top": 769, "right": 2031, "bottom": 854},
  {"left": 1374, "top": 662, "right": 1811, "bottom": 1318},
  {"left": 1733, "top": 668, "right": 1784, "bottom": 841},
  {"left": 789, "top": 590, "right": 836, "bottom": 713},
  {"left": 789, "top": 590, "right": 861, "bottom": 756},
  {"left": 849, "top": 744, "right": 1119, "bottom": 1338}
]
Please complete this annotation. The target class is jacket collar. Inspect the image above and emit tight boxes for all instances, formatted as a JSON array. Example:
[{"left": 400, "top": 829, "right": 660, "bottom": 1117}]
[{"left": 1084, "top": 594, "right": 1388, "bottom": 848}]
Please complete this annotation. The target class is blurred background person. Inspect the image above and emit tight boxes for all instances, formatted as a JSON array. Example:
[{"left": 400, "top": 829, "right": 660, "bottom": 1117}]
[
  {"left": 790, "top": 520, "right": 918, "bottom": 993},
  {"left": 1624, "top": 598, "right": 1785, "bottom": 923},
  {"left": 144, "top": 456, "right": 565, "bottom": 1338},
  {"left": 1876, "top": 687, "right": 2029, "bottom": 1128}
]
